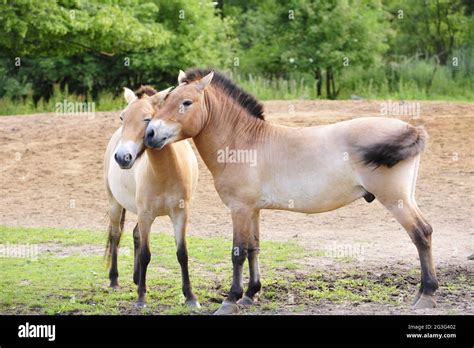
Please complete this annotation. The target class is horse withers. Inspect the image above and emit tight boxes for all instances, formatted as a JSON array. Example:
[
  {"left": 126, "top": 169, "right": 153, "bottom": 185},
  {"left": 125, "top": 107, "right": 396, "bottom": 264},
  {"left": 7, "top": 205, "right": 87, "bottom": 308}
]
[
  {"left": 104, "top": 85, "right": 199, "bottom": 307},
  {"left": 144, "top": 68, "right": 438, "bottom": 314}
]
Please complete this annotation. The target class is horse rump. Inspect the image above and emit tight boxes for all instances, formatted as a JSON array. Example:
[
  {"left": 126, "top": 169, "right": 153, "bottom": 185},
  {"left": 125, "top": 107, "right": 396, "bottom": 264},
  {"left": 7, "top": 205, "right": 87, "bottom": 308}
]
[{"left": 359, "top": 125, "right": 428, "bottom": 168}]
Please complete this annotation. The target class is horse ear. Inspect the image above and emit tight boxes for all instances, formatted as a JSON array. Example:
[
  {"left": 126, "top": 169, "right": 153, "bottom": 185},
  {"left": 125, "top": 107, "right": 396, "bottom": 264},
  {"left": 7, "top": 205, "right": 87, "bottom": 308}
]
[
  {"left": 178, "top": 70, "right": 186, "bottom": 84},
  {"left": 195, "top": 71, "right": 214, "bottom": 92},
  {"left": 150, "top": 86, "right": 173, "bottom": 106},
  {"left": 123, "top": 87, "right": 137, "bottom": 104}
]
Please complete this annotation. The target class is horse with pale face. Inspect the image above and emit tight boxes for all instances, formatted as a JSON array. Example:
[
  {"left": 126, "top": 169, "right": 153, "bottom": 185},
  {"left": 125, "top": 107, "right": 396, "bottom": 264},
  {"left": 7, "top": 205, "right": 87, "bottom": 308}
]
[
  {"left": 144, "top": 68, "right": 438, "bottom": 314},
  {"left": 104, "top": 85, "right": 199, "bottom": 307}
]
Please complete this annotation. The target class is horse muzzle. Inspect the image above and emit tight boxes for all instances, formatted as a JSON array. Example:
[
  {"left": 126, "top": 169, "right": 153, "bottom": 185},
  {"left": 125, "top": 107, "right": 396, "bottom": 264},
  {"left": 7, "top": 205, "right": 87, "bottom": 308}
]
[
  {"left": 144, "top": 125, "right": 173, "bottom": 149},
  {"left": 114, "top": 140, "right": 140, "bottom": 169},
  {"left": 114, "top": 151, "right": 134, "bottom": 169}
]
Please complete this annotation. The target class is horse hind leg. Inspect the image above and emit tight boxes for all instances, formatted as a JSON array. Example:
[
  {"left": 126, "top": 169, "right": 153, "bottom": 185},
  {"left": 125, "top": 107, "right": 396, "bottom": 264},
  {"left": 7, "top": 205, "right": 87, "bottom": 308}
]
[
  {"left": 107, "top": 201, "right": 125, "bottom": 289},
  {"left": 136, "top": 211, "right": 154, "bottom": 307},
  {"left": 379, "top": 196, "right": 438, "bottom": 309}
]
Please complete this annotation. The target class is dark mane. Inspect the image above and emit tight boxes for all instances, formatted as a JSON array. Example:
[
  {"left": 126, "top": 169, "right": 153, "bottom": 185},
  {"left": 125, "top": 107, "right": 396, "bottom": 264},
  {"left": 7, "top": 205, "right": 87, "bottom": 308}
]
[
  {"left": 182, "top": 68, "right": 265, "bottom": 120},
  {"left": 135, "top": 85, "right": 157, "bottom": 98}
]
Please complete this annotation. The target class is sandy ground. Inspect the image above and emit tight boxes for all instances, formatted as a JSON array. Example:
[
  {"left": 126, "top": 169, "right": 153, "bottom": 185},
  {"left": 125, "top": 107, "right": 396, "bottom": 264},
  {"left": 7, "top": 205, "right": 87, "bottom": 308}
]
[{"left": 1, "top": 100, "right": 473, "bottom": 314}]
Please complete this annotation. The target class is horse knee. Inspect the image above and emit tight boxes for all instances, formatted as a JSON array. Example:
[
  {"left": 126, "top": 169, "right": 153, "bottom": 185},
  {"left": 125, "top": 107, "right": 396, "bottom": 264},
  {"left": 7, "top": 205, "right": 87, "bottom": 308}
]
[
  {"left": 139, "top": 247, "right": 151, "bottom": 266},
  {"left": 133, "top": 224, "right": 140, "bottom": 250},
  {"left": 232, "top": 247, "right": 248, "bottom": 265},
  {"left": 176, "top": 246, "right": 188, "bottom": 265},
  {"left": 108, "top": 231, "right": 120, "bottom": 246},
  {"left": 413, "top": 220, "right": 433, "bottom": 247}
]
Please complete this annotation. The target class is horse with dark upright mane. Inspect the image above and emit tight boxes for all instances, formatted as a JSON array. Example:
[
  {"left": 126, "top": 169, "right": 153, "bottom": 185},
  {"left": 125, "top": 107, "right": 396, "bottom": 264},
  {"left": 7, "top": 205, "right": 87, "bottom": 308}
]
[{"left": 144, "top": 68, "right": 438, "bottom": 314}]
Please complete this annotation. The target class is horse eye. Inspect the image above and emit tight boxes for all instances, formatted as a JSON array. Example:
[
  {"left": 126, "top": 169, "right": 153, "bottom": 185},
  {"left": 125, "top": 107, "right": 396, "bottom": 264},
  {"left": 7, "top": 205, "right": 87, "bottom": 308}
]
[
  {"left": 120, "top": 116, "right": 123, "bottom": 121},
  {"left": 182, "top": 100, "right": 193, "bottom": 107}
]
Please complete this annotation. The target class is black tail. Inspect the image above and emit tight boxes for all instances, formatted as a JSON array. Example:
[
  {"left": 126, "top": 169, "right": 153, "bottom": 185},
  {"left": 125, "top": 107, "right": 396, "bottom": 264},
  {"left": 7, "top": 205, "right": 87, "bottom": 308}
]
[{"left": 360, "top": 125, "right": 428, "bottom": 168}]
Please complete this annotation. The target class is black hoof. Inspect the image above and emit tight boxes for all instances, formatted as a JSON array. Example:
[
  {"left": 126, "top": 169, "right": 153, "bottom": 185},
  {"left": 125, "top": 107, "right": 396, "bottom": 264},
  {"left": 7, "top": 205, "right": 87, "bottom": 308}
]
[
  {"left": 185, "top": 299, "right": 201, "bottom": 308},
  {"left": 214, "top": 300, "right": 239, "bottom": 315},
  {"left": 412, "top": 294, "right": 436, "bottom": 309},
  {"left": 135, "top": 300, "right": 146, "bottom": 308},
  {"left": 237, "top": 295, "right": 254, "bottom": 306}
]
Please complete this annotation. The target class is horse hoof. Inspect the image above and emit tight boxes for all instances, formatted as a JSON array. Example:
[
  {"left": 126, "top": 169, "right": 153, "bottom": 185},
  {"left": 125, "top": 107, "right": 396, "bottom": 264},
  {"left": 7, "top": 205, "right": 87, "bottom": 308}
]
[
  {"left": 411, "top": 289, "right": 422, "bottom": 306},
  {"left": 214, "top": 301, "right": 239, "bottom": 315},
  {"left": 185, "top": 299, "right": 201, "bottom": 308},
  {"left": 135, "top": 301, "right": 146, "bottom": 308},
  {"left": 412, "top": 294, "right": 436, "bottom": 309},
  {"left": 109, "top": 280, "right": 119, "bottom": 289},
  {"left": 237, "top": 295, "right": 254, "bottom": 306}
]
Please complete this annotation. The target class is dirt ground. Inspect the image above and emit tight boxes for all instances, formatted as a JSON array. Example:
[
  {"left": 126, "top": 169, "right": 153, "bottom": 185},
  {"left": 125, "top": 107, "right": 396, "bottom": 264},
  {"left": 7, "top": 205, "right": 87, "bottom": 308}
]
[{"left": 1, "top": 100, "right": 473, "bottom": 314}]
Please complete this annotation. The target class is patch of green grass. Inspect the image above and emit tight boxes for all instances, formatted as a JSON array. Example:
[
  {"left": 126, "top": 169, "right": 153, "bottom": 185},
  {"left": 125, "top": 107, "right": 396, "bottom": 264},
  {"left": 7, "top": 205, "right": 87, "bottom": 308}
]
[
  {"left": 0, "top": 225, "right": 305, "bottom": 314},
  {"left": 444, "top": 283, "right": 458, "bottom": 293},
  {"left": 6, "top": 225, "right": 464, "bottom": 314},
  {"left": 0, "top": 225, "right": 107, "bottom": 245},
  {"left": 259, "top": 302, "right": 280, "bottom": 312}
]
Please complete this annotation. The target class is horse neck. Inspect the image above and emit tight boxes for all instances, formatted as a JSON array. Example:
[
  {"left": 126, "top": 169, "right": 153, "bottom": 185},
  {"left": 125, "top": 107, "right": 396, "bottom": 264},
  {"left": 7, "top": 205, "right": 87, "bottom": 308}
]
[
  {"left": 193, "top": 88, "right": 273, "bottom": 174},
  {"left": 145, "top": 144, "right": 176, "bottom": 174}
]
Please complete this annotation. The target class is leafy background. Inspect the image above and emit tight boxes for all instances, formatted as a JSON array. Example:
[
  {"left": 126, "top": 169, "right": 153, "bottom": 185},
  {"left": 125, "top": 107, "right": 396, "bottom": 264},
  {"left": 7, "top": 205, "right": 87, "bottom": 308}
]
[{"left": 0, "top": 0, "right": 473, "bottom": 114}]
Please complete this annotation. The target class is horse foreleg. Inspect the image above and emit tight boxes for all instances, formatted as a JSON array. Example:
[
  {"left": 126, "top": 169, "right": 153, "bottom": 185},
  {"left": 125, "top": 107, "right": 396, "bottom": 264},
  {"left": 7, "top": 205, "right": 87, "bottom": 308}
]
[
  {"left": 214, "top": 207, "right": 252, "bottom": 315},
  {"left": 132, "top": 223, "right": 139, "bottom": 285},
  {"left": 136, "top": 211, "right": 153, "bottom": 307},
  {"left": 171, "top": 206, "right": 200, "bottom": 308},
  {"left": 107, "top": 203, "right": 125, "bottom": 289},
  {"left": 238, "top": 210, "right": 261, "bottom": 306}
]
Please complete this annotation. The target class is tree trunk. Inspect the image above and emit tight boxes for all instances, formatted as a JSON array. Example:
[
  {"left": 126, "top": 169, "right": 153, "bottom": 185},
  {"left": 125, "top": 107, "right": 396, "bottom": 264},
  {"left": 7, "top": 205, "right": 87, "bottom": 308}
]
[
  {"left": 216, "top": 0, "right": 224, "bottom": 17},
  {"left": 326, "top": 67, "right": 331, "bottom": 99},
  {"left": 331, "top": 71, "right": 336, "bottom": 98},
  {"left": 315, "top": 67, "right": 322, "bottom": 97}
]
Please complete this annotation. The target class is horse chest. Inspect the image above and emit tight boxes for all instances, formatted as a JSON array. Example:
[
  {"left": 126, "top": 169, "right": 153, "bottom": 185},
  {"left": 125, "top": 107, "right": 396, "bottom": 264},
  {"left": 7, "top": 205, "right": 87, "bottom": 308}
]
[{"left": 108, "top": 156, "right": 139, "bottom": 214}]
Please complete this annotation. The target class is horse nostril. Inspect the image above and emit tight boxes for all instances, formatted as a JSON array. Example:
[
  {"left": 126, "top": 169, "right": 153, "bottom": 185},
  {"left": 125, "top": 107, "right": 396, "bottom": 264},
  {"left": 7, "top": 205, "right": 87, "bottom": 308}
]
[
  {"left": 161, "top": 137, "right": 168, "bottom": 142},
  {"left": 147, "top": 129, "right": 155, "bottom": 139},
  {"left": 124, "top": 154, "right": 132, "bottom": 163},
  {"left": 114, "top": 153, "right": 119, "bottom": 162}
]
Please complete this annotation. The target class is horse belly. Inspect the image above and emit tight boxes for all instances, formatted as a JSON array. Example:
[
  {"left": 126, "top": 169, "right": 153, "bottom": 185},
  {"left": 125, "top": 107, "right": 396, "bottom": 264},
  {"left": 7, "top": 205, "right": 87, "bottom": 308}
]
[
  {"left": 261, "top": 162, "right": 364, "bottom": 213},
  {"left": 107, "top": 154, "right": 139, "bottom": 214}
]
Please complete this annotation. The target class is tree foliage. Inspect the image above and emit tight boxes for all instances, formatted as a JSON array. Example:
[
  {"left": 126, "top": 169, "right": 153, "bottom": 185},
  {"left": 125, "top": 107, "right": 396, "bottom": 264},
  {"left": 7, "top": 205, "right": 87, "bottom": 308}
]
[
  {"left": 0, "top": 0, "right": 169, "bottom": 56},
  {"left": 0, "top": 0, "right": 472, "bottom": 102}
]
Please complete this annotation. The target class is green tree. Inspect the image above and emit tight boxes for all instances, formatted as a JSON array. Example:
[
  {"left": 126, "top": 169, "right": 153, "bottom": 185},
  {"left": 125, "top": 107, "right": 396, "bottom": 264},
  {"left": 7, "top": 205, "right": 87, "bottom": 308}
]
[
  {"left": 0, "top": 0, "right": 169, "bottom": 56},
  {"left": 0, "top": 0, "right": 235, "bottom": 100},
  {"left": 385, "top": 0, "right": 474, "bottom": 64},
  {"left": 226, "top": 0, "right": 391, "bottom": 98}
]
